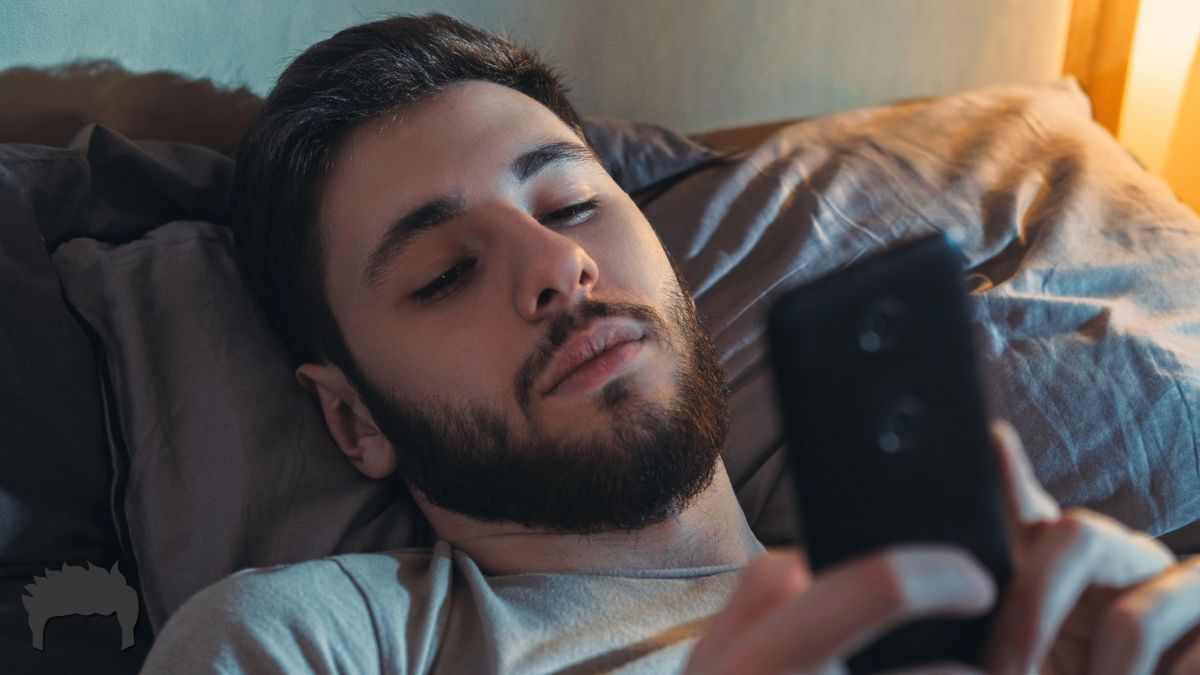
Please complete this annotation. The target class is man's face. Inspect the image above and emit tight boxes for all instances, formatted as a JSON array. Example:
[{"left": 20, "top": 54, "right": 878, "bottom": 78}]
[{"left": 317, "top": 81, "right": 729, "bottom": 533}]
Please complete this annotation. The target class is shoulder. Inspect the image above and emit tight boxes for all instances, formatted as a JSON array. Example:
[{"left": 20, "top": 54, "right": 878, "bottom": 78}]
[
  {"left": 189, "top": 547, "right": 441, "bottom": 619},
  {"left": 330, "top": 545, "right": 454, "bottom": 602},
  {"left": 196, "top": 556, "right": 375, "bottom": 620},
  {"left": 142, "top": 549, "right": 441, "bottom": 674}
]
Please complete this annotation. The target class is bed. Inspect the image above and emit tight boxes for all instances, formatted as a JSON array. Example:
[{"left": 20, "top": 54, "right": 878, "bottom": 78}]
[{"left": 4, "top": 12, "right": 1200, "bottom": 675}]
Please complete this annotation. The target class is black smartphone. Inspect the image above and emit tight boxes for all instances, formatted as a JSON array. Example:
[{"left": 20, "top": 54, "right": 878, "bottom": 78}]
[{"left": 765, "top": 233, "right": 1012, "bottom": 672}]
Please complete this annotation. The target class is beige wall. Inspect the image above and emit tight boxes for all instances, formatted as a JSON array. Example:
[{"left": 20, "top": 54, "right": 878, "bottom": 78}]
[
  {"left": 494, "top": 0, "right": 1074, "bottom": 132},
  {"left": 1164, "top": 40, "right": 1200, "bottom": 213},
  {"left": 0, "top": 0, "right": 1072, "bottom": 144}
]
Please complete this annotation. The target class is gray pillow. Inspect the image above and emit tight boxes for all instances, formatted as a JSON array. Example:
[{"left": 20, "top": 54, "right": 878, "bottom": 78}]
[
  {"left": 0, "top": 136, "right": 156, "bottom": 673},
  {"left": 52, "top": 222, "right": 430, "bottom": 632},
  {"left": 583, "top": 116, "right": 721, "bottom": 193},
  {"left": 646, "top": 78, "right": 1200, "bottom": 545}
]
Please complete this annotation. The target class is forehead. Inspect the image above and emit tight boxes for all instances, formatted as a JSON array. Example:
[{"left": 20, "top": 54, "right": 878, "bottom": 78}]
[
  {"left": 317, "top": 81, "right": 586, "bottom": 296},
  {"left": 320, "top": 81, "right": 583, "bottom": 232}
]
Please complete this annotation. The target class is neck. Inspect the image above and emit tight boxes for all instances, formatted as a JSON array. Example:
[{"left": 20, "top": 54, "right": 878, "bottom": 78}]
[{"left": 413, "top": 460, "right": 764, "bottom": 575}]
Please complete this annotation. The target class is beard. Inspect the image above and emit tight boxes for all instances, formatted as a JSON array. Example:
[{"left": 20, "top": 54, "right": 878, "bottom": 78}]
[{"left": 342, "top": 271, "right": 730, "bottom": 535}]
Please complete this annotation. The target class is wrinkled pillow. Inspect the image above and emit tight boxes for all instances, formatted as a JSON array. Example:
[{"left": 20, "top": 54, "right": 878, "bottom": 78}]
[
  {"left": 0, "top": 123, "right": 235, "bottom": 671},
  {"left": 645, "top": 78, "right": 1200, "bottom": 545},
  {"left": 0, "top": 136, "right": 156, "bottom": 674},
  {"left": 584, "top": 116, "right": 721, "bottom": 195},
  {"left": 54, "top": 221, "right": 429, "bottom": 633}
]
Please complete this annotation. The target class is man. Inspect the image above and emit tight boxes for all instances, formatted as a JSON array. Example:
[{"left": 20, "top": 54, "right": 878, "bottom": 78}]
[{"left": 142, "top": 14, "right": 1200, "bottom": 674}]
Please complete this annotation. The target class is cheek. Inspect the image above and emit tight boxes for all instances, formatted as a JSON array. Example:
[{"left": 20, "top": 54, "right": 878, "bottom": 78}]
[
  {"left": 346, "top": 301, "right": 506, "bottom": 402},
  {"left": 594, "top": 219, "right": 677, "bottom": 300}
]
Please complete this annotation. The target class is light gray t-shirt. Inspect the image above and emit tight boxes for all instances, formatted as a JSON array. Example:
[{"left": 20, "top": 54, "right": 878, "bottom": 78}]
[{"left": 141, "top": 540, "right": 749, "bottom": 674}]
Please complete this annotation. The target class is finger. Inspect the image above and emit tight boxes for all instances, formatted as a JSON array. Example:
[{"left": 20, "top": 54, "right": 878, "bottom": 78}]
[
  {"left": 986, "top": 509, "right": 1175, "bottom": 674},
  {"left": 709, "top": 546, "right": 995, "bottom": 675},
  {"left": 990, "top": 419, "right": 1060, "bottom": 525},
  {"left": 694, "top": 549, "right": 811, "bottom": 658},
  {"left": 1092, "top": 557, "right": 1200, "bottom": 675}
]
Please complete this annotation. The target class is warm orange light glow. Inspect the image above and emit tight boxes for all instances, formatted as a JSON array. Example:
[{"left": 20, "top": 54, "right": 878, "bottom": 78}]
[
  {"left": 1118, "top": 0, "right": 1200, "bottom": 174},
  {"left": 1163, "top": 42, "right": 1200, "bottom": 212}
]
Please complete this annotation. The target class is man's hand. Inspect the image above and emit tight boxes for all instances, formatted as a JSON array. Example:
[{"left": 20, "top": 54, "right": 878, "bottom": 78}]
[
  {"left": 684, "top": 544, "right": 995, "bottom": 675},
  {"left": 982, "top": 421, "right": 1200, "bottom": 675},
  {"left": 686, "top": 421, "right": 1200, "bottom": 674}
]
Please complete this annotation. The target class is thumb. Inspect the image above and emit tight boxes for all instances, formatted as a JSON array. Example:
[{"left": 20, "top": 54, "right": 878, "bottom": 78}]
[{"left": 991, "top": 419, "right": 1060, "bottom": 525}]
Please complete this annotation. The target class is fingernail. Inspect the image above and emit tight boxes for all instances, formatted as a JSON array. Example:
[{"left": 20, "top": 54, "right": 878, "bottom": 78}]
[{"left": 892, "top": 547, "right": 997, "bottom": 612}]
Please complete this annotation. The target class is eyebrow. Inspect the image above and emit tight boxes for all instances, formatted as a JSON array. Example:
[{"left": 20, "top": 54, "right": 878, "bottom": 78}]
[{"left": 361, "top": 139, "right": 600, "bottom": 293}]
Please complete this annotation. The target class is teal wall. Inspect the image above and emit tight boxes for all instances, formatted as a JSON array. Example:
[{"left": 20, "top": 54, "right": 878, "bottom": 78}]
[{"left": 0, "top": 0, "right": 1071, "bottom": 135}]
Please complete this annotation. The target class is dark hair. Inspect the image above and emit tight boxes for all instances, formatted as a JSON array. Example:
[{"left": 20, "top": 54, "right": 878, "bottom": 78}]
[{"left": 231, "top": 13, "right": 584, "bottom": 371}]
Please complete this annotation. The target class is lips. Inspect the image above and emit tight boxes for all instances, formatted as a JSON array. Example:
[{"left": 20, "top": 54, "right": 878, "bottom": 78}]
[{"left": 542, "top": 321, "right": 646, "bottom": 396}]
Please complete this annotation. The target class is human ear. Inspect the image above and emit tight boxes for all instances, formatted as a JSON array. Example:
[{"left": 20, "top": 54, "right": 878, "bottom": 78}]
[{"left": 295, "top": 362, "right": 398, "bottom": 479}]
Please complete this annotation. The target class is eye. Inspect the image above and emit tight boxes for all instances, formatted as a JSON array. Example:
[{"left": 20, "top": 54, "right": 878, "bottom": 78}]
[
  {"left": 413, "top": 258, "right": 476, "bottom": 304},
  {"left": 540, "top": 197, "right": 600, "bottom": 227}
]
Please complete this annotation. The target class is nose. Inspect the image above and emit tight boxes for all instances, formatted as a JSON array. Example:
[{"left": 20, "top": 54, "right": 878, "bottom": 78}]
[{"left": 507, "top": 210, "right": 600, "bottom": 322}]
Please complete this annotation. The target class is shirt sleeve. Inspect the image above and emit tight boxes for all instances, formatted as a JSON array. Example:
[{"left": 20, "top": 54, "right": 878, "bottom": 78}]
[{"left": 140, "top": 559, "right": 390, "bottom": 675}]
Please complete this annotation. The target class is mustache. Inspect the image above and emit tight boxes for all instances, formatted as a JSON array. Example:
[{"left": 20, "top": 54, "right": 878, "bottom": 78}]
[{"left": 515, "top": 298, "right": 668, "bottom": 416}]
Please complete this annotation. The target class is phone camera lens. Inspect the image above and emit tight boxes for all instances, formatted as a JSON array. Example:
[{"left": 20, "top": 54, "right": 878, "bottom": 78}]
[
  {"left": 857, "top": 295, "right": 908, "bottom": 354},
  {"left": 877, "top": 396, "right": 925, "bottom": 453}
]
